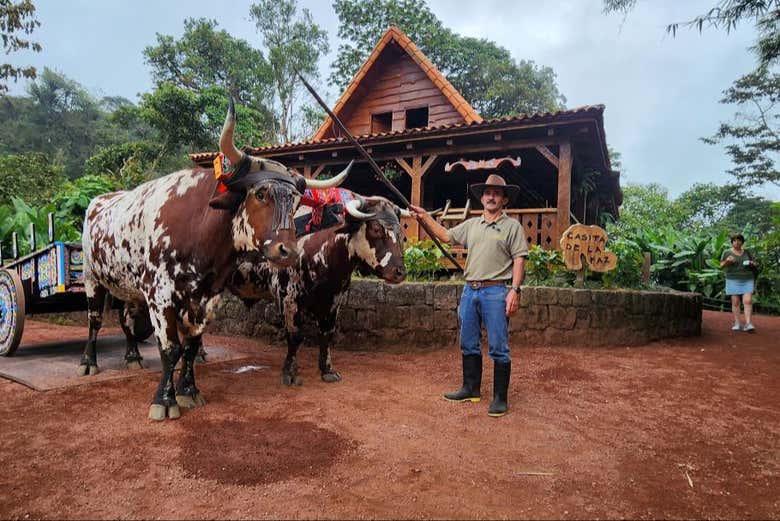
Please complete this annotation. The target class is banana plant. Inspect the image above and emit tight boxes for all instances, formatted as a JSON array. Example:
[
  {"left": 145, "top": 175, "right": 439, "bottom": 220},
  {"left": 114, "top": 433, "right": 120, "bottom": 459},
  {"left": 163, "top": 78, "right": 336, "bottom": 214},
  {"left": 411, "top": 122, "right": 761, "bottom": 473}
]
[{"left": 0, "top": 197, "right": 81, "bottom": 258}]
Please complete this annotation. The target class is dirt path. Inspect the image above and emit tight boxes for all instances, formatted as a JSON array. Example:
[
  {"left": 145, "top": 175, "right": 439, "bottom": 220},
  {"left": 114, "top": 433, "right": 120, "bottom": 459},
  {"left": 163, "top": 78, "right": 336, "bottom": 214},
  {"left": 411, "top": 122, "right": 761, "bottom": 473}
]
[{"left": 0, "top": 311, "right": 778, "bottom": 520}]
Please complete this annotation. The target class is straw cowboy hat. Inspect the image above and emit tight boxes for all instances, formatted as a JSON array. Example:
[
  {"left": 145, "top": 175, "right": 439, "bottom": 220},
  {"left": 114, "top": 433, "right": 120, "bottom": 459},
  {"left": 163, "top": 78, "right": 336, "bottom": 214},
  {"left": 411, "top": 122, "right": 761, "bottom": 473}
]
[{"left": 468, "top": 174, "right": 521, "bottom": 205}]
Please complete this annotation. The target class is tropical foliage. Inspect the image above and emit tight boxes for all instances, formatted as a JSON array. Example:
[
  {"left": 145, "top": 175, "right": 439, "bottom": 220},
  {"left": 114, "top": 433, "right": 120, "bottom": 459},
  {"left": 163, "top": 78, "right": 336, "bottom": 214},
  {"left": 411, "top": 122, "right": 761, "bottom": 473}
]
[
  {"left": 511, "top": 182, "right": 780, "bottom": 314},
  {"left": 607, "top": 185, "right": 780, "bottom": 313},
  {"left": 402, "top": 239, "right": 448, "bottom": 280},
  {"left": 0, "top": 173, "right": 118, "bottom": 258}
]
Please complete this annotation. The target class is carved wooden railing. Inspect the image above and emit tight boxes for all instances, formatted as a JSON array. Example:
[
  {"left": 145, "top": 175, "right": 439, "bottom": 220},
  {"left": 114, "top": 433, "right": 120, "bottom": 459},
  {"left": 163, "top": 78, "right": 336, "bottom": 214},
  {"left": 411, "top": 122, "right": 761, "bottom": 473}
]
[{"left": 401, "top": 208, "right": 559, "bottom": 269}]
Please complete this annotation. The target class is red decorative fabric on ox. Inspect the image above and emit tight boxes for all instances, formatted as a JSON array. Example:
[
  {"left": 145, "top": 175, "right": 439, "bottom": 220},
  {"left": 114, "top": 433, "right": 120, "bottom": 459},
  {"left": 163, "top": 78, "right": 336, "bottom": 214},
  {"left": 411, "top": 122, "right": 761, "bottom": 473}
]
[{"left": 297, "top": 188, "right": 356, "bottom": 235}]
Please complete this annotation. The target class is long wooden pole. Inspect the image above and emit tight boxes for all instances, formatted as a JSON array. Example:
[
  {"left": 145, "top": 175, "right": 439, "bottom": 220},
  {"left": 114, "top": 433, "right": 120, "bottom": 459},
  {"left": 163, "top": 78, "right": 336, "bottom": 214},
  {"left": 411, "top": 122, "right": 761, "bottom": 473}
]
[{"left": 296, "top": 72, "right": 464, "bottom": 272}]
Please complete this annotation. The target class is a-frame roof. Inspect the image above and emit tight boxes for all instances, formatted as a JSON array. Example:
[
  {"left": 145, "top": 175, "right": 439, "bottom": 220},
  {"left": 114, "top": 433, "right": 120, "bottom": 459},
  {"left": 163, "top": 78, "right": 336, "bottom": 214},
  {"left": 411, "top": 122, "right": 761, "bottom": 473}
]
[{"left": 312, "top": 25, "right": 482, "bottom": 141}]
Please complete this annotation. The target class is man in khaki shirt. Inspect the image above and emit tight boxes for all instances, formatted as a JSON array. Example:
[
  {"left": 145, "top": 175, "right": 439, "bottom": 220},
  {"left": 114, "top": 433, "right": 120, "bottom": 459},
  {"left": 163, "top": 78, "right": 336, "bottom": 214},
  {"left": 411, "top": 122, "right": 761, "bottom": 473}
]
[{"left": 410, "top": 174, "right": 528, "bottom": 417}]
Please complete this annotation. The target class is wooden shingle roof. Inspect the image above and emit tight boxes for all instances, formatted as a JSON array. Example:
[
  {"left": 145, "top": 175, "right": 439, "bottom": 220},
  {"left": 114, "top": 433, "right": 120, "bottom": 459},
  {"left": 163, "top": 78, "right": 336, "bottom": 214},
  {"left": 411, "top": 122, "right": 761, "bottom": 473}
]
[{"left": 312, "top": 25, "right": 482, "bottom": 141}]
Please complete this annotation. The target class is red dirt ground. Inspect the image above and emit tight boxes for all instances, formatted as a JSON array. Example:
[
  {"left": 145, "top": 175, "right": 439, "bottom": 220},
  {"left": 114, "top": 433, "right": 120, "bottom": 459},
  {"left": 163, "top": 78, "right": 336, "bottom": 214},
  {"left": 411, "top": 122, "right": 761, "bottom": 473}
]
[{"left": 0, "top": 311, "right": 778, "bottom": 520}]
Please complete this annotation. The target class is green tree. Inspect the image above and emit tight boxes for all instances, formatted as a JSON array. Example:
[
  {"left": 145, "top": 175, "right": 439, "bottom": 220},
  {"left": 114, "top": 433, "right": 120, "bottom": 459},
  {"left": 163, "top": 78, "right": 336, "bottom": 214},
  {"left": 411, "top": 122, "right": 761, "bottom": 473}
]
[
  {"left": 143, "top": 17, "right": 276, "bottom": 147},
  {"left": 250, "top": 0, "right": 329, "bottom": 143},
  {"left": 144, "top": 18, "right": 273, "bottom": 104},
  {"left": 609, "top": 183, "right": 686, "bottom": 236},
  {"left": 138, "top": 82, "right": 209, "bottom": 153},
  {"left": 0, "top": 69, "right": 178, "bottom": 182},
  {"left": 137, "top": 83, "right": 274, "bottom": 153},
  {"left": 721, "top": 194, "right": 776, "bottom": 234},
  {"left": 603, "top": 1, "right": 777, "bottom": 42},
  {"left": 0, "top": 68, "right": 130, "bottom": 179},
  {"left": 702, "top": 66, "right": 780, "bottom": 188},
  {"left": 101, "top": 96, "right": 156, "bottom": 142},
  {"left": 331, "top": 0, "right": 566, "bottom": 118},
  {"left": 0, "top": 152, "right": 64, "bottom": 206},
  {"left": 675, "top": 182, "right": 742, "bottom": 229},
  {"left": 84, "top": 141, "right": 160, "bottom": 189},
  {"left": 0, "top": 0, "right": 41, "bottom": 93},
  {"left": 608, "top": 146, "right": 623, "bottom": 172},
  {"left": 603, "top": 1, "right": 780, "bottom": 188}
]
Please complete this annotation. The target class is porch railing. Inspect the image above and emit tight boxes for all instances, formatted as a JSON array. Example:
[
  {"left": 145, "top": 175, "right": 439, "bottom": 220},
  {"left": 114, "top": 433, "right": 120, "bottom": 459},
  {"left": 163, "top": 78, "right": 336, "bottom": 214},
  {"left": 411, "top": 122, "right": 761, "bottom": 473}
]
[{"left": 401, "top": 208, "right": 559, "bottom": 268}]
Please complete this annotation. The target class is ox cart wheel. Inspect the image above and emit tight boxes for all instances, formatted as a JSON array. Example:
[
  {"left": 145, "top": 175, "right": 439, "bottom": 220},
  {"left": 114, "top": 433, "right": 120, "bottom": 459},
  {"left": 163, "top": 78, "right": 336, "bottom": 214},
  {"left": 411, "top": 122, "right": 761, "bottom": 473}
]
[
  {"left": 0, "top": 269, "right": 26, "bottom": 357},
  {"left": 117, "top": 307, "right": 154, "bottom": 343}
]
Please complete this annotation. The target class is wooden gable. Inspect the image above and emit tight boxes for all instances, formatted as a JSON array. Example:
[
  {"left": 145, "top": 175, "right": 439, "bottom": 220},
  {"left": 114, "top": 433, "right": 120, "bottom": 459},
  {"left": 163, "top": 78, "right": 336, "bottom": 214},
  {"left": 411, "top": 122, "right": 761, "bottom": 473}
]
[{"left": 314, "top": 26, "right": 482, "bottom": 140}]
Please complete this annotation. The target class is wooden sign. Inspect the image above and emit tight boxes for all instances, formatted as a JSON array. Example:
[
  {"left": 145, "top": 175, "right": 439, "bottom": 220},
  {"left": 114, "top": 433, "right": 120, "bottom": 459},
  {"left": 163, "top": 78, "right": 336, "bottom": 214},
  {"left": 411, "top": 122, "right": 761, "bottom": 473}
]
[{"left": 560, "top": 224, "right": 618, "bottom": 273}]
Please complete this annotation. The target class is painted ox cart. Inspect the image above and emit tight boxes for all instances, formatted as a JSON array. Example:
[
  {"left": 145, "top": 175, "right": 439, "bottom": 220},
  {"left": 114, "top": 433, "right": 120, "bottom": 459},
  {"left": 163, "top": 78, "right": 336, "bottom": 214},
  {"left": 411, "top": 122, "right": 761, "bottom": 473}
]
[{"left": 0, "top": 223, "right": 153, "bottom": 356}]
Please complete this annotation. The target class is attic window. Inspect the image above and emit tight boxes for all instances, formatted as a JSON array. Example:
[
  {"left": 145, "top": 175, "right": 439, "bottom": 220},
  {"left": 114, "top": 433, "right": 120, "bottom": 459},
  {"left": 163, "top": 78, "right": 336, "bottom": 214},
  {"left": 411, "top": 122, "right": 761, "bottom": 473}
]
[
  {"left": 371, "top": 112, "right": 393, "bottom": 134},
  {"left": 405, "top": 107, "right": 429, "bottom": 129}
]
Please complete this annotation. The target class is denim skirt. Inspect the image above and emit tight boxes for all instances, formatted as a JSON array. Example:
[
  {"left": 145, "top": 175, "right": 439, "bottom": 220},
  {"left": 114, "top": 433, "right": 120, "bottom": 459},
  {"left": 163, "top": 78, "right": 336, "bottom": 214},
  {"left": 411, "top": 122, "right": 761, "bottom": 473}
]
[{"left": 725, "top": 278, "right": 754, "bottom": 296}]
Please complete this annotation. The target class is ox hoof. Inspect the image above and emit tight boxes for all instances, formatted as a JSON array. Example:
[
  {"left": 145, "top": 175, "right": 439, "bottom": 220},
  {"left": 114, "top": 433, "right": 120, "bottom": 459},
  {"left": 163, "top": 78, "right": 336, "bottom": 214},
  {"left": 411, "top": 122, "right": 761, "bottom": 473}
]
[
  {"left": 281, "top": 373, "right": 304, "bottom": 386},
  {"left": 77, "top": 364, "right": 99, "bottom": 377},
  {"left": 126, "top": 360, "right": 144, "bottom": 370},
  {"left": 148, "top": 404, "right": 182, "bottom": 421},
  {"left": 175, "top": 393, "right": 207, "bottom": 409},
  {"left": 321, "top": 371, "right": 342, "bottom": 383},
  {"left": 195, "top": 354, "right": 208, "bottom": 364}
]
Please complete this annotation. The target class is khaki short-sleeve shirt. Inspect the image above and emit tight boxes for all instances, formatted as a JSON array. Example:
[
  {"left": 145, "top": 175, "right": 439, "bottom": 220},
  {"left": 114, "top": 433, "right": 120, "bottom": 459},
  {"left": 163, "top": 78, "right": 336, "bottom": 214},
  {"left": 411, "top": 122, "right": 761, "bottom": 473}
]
[{"left": 447, "top": 213, "right": 529, "bottom": 281}]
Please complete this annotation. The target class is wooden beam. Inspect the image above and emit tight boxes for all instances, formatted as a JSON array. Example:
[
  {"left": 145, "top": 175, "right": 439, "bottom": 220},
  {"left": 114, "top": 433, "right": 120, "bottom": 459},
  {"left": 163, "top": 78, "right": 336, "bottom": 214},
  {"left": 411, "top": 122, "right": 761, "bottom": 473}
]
[
  {"left": 313, "top": 164, "right": 326, "bottom": 178},
  {"left": 440, "top": 199, "right": 451, "bottom": 220},
  {"left": 396, "top": 157, "right": 415, "bottom": 177},
  {"left": 556, "top": 141, "right": 572, "bottom": 241},
  {"left": 283, "top": 137, "right": 563, "bottom": 170},
  {"left": 411, "top": 178, "right": 423, "bottom": 206},
  {"left": 462, "top": 198, "right": 471, "bottom": 220},
  {"left": 535, "top": 145, "right": 559, "bottom": 169},
  {"left": 420, "top": 154, "right": 439, "bottom": 176},
  {"left": 394, "top": 155, "right": 439, "bottom": 203},
  {"left": 411, "top": 155, "right": 423, "bottom": 206}
]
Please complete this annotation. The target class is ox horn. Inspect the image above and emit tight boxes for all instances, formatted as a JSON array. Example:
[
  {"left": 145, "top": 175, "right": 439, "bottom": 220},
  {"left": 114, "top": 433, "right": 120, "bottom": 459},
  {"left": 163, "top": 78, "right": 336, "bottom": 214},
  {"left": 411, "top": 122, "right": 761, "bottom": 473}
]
[
  {"left": 398, "top": 207, "right": 412, "bottom": 218},
  {"left": 345, "top": 198, "right": 376, "bottom": 220},
  {"left": 219, "top": 97, "right": 244, "bottom": 166},
  {"left": 305, "top": 160, "right": 354, "bottom": 189}
]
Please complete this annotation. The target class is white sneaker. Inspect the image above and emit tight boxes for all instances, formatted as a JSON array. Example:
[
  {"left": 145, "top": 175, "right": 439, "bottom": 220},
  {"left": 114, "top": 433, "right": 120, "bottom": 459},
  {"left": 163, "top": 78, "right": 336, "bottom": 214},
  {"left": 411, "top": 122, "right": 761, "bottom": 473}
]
[
  {"left": 731, "top": 322, "right": 741, "bottom": 331},
  {"left": 743, "top": 323, "right": 755, "bottom": 332}
]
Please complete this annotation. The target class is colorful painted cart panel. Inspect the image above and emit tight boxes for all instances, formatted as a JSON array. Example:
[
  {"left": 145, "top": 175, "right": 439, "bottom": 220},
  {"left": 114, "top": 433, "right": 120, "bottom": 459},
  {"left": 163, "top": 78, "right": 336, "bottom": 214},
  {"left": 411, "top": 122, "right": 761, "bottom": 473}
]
[{"left": 0, "top": 242, "right": 86, "bottom": 356}]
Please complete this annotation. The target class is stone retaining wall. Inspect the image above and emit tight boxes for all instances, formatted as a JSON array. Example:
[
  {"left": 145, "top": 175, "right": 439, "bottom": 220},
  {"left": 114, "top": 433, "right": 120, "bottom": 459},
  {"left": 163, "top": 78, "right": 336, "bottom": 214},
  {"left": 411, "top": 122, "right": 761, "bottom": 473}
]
[{"left": 207, "top": 280, "right": 702, "bottom": 348}]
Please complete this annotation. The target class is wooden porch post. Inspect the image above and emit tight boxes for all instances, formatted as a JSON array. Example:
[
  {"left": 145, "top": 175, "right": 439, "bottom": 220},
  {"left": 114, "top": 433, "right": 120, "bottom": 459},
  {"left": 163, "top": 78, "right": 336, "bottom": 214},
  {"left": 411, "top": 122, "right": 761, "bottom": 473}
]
[
  {"left": 557, "top": 141, "right": 572, "bottom": 240},
  {"left": 302, "top": 164, "right": 326, "bottom": 180},
  {"left": 396, "top": 154, "right": 438, "bottom": 240}
]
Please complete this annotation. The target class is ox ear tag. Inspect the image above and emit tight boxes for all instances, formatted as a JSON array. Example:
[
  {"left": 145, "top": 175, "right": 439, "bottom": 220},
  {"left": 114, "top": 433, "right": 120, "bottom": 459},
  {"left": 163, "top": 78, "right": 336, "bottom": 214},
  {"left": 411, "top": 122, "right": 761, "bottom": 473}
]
[{"left": 213, "top": 153, "right": 234, "bottom": 180}]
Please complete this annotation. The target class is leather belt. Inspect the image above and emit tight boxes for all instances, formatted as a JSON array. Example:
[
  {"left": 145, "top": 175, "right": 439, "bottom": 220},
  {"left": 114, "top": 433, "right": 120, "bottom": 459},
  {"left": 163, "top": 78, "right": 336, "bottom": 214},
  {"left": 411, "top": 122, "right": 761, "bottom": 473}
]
[{"left": 467, "top": 280, "right": 509, "bottom": 289}]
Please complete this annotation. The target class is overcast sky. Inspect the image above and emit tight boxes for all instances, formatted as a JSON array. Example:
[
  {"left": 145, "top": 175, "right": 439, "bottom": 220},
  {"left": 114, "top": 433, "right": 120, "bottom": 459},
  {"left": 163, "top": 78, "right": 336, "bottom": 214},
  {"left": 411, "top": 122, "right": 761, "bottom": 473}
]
[{"left": 6, "top": 0, "right": 777, "bottom": 200}]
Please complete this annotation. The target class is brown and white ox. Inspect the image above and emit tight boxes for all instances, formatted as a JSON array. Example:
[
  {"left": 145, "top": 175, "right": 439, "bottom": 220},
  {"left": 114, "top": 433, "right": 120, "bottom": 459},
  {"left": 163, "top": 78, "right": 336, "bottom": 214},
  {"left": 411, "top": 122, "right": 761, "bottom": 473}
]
[
  {"left": 80, "top": 101, "right": 350, "bottom": 421},
  {"left": 228, "top": 195, "right": 407, "bottom": 385}
]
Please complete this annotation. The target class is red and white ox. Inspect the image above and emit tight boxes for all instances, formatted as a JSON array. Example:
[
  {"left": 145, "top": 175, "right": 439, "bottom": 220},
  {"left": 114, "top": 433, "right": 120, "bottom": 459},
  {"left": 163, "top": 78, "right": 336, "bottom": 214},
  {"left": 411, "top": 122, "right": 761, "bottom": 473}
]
[
  {"left": 80, "top": 101, "right": 350, "bottom": 421},
  {"left": 228, "top": 195, "right": 407, "bottom": 385}
]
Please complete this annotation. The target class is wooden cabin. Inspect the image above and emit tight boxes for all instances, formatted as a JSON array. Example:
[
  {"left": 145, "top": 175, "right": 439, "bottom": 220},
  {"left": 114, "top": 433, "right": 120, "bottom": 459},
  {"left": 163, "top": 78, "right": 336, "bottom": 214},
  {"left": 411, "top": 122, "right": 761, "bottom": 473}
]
[{"left": 191, "top": 26, "right": 622, "bottom": 265}]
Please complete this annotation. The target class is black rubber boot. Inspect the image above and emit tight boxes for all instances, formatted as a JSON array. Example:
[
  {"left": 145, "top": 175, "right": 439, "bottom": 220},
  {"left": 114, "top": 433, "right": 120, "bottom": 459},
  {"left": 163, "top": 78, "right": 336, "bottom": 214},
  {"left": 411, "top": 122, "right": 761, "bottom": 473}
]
[
  {"left": 488, "top": 361, "right": 511, "bottom": 417},
  {"left": 444, "top": 354, "right": 482, "bottom": 402}
]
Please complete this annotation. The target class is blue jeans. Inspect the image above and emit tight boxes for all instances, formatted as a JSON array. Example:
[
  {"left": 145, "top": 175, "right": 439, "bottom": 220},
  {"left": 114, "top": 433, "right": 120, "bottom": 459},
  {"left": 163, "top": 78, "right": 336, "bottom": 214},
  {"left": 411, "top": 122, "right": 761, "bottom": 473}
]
[{"left": 458, "top": 285, "right": 510, "bottom": 363}]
